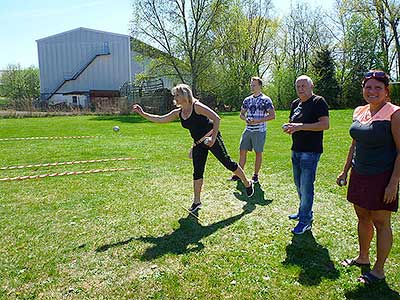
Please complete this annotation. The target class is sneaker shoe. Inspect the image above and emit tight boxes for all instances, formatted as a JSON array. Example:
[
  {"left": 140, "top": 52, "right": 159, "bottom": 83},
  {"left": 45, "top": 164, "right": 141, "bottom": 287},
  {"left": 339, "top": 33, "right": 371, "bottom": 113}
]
[
  {"left": 246, "top": 181, "right": 254, "bottom": 197},
  {"left": 189, "top": 202, "right": 202, "bottom": 213},
  {"left": 228, "top": 175, "right": 240, "bottom": 181},
  {"left": 252, "top": 174, "right": 259, "bottom": 183},
  {"left": 288, "top": 214, "right": 314, "bottom": 222},
  {"left": 292, "top": 222, "right": 312, "bottom": 235}
]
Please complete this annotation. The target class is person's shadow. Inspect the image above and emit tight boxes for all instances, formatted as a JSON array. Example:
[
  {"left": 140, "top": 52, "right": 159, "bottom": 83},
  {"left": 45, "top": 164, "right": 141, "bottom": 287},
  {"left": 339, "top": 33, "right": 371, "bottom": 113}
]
[
  {"left": 282, "top": 231, "right": 340, "bottom": 286},
  {"left": 234, "top": 181, "right": 272, "bottom": 212},
  {"left": 344, "top": 280, "right": 400, "bottom": 300},
  {"left": 96, "top": 208, "right": 252, "bottom": 260}
]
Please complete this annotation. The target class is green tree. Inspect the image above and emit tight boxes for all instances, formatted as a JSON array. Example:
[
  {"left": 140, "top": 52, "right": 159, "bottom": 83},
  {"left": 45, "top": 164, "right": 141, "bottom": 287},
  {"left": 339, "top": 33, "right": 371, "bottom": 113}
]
[
  {"left": 332, "top": 2, "right": 382, "bottom": 107},
  {"left": 342, "top": 0, "right": 400, "bottom": 79},
  {"left": 1, "top": 64, "right": 40, "bottom": 110},
  {"left": 212, "top": 0, "right": 279, "bottom": 109},
  {"left": 310, "top": 46, "right": 340, "bottom": 107},
  {"left": 267, "top": 64, "right": 297, "bottom": 109},
  {"left": 267, "top": 1, "right": 334, "bottom": 109}
]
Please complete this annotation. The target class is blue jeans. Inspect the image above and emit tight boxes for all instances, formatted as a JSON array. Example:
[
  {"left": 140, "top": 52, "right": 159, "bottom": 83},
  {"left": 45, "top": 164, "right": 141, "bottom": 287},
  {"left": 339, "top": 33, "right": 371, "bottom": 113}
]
[{"left": 291, "top": 151, "right": 321, "bottom": 225}]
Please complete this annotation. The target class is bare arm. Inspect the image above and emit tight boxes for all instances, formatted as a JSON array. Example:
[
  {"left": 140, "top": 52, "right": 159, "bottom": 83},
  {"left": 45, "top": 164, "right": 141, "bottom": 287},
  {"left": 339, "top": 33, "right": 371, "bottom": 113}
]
[
  {"left": 284, "top": 116, "right": 329, "bottom": 134},
  {"left": 132, "top": 104, "right": 179, "bottom": 123},
  {"left": 384, "top": 110, "right": 400, "bottom": 203},
  {"left": 336, "top": 139, "right": 356, "bottom": 186},
  {"left": 194, "top": 101, "right": 220, "bottom": 147},
  {"left": 239, "top": 108, "right": 247, "bottom": 121},
  {"left": 250, "top": 108, "right": 276, "bottom": 124}
]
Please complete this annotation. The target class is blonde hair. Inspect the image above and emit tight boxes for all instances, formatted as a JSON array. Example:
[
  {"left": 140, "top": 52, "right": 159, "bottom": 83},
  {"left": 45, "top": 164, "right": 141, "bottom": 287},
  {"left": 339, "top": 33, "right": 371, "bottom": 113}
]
[{"left": 171, "top": 84, "right": 194, "bottom": 106}]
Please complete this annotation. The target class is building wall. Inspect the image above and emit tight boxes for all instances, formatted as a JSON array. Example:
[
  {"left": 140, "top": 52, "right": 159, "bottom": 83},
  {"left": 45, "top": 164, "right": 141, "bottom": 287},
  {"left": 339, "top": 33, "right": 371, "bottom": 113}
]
[
  {"left": 37, "top": 28, "right": 131, "bottom": 102},
  {"left": 51, "top": 94, "right": 88, "bottom": 107}
]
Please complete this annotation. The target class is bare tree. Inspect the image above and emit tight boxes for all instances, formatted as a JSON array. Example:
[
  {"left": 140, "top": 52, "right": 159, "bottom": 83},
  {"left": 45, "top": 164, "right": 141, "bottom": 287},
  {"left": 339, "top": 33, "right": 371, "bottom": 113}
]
[
  {"left": 131, "top": 0, "right": 225, "bottom": 93},
  {"left": 337, "top": 0, "right": 400, "bottom": 78},
  {"left": 380, "top": 0, "right": 400, "bottom": 78},
  {"left": 285, "top": 2, "right": 333, "bottom": 75}
]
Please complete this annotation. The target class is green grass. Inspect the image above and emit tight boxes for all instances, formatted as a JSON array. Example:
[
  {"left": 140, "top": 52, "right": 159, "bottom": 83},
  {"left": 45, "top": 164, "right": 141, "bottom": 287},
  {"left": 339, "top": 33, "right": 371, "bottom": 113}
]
[{"left": 0, "top": 111, "right": 399, "bottom": 300}]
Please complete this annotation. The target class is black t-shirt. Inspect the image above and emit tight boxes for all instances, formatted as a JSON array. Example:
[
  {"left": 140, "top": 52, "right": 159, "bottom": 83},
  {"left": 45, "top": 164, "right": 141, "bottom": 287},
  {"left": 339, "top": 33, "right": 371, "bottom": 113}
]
[{"left": 289, "top": 95, "right": 329, "bottom": 153}]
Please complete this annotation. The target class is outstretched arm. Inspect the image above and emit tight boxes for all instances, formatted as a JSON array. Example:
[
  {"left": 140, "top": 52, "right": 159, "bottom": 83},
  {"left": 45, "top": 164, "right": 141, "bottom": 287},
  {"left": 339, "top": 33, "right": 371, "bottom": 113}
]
[{"left": 133, "top": 104, "right": 180, "bottom": 123}]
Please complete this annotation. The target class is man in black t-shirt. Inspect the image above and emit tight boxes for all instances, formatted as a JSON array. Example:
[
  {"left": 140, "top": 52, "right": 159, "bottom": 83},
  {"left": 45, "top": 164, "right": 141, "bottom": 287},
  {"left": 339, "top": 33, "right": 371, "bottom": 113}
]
[{"left": 283, "top": 75, "right": 330, "bottom": 234}]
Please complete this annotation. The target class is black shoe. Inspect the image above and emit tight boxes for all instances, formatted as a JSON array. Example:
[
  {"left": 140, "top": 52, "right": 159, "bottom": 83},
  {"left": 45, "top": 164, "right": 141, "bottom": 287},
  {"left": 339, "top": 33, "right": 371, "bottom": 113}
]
[
  {"left": 246, "top": 181, "right": 254, "bottom": 197},
  {"left": 252, "top": 174, "right": 259, "bottom": 183},
  {"left": 228, "top": 175, "right": 240, "bottom": 181},
  {"left": 189, "top": 202, "right": 202, "bottom": 213}
]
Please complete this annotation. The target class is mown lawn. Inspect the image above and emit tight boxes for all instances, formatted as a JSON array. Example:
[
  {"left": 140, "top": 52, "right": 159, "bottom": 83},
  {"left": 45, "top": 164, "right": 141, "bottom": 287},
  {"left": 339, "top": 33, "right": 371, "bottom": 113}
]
[{"left": 0, "top": 110, "right": 399, "bottom": 300}]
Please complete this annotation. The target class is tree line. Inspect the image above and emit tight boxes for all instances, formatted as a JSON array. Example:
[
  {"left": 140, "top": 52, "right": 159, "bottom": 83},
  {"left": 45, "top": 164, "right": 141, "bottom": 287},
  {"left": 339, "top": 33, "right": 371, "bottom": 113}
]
[
  {"left": 0, "top": 64, "right": 40, "bottom": 110},
  {"left": 1, "top": 0, "right": 398, "bottom": 111},
  {"left": 131, "top": 0, "right": 400, "bottom": 109}
]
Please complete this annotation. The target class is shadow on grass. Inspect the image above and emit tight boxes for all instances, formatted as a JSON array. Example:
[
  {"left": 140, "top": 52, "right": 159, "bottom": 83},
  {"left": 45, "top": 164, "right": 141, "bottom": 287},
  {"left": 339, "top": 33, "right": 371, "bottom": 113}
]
[
  {"left": 136, "top": 208, "right": 253, "bottom": 260},
  {"left": 234, "top": 181, "right": 272, "bottom": 212},
  {"left": 345, "top": 281, "right": 400, "bottom": 300},
  {"left": 282, "top": 231, "right": 339, "bottom": 286},
  {"left": 96, "top": 208, "right": 251, "bottom": 259}
]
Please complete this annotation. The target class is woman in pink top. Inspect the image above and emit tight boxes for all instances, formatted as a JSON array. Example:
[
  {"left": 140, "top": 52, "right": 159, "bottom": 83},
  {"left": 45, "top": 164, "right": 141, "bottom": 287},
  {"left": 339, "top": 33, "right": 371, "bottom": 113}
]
[{"left": 337, "top": 70, "right": 400, "bottom": 284}]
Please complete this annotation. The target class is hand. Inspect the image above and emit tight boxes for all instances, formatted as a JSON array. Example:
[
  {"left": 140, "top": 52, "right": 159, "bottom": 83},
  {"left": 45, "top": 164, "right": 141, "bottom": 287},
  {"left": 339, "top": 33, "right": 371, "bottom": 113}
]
[
  {"left": 283, "top": 123, "right": 303, "bottom": 134},
  {"left": 246, "top": 117, "right": 256, "bottom": 125},
  {"left": 384, "top": 182, "right": 398, "bottom": 203},
  {"left": 336, "top": 172, "right": 347, "bottom": 186},
  {"left": 204, "top": 137, "right": 215, "bottom": 147},
  {"left": 132, "top": 104, "right": 144, "bottom": 115},
  {"left": 282, "top": 123, "right": 289, "bottom": 133}
]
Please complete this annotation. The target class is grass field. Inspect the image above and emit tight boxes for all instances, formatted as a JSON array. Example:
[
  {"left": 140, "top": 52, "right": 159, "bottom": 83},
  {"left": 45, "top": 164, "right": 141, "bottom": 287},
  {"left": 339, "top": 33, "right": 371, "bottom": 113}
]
[{"left": 0, "top": 110, "right": 399, "bottom": 300}]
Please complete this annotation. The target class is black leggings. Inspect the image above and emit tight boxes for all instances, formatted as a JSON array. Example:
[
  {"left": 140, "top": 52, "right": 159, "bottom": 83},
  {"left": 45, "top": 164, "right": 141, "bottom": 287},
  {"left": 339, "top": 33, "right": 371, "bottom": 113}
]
[{"left": 192, "top": 132, "right": 238, "bottom": 180}]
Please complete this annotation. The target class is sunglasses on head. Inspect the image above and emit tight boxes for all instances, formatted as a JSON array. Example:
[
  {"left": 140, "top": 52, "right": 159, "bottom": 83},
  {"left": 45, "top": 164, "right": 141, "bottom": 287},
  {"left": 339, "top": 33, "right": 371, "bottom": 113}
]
[{"left": 364, "top": 71, "right": 387, "bottom": 79}]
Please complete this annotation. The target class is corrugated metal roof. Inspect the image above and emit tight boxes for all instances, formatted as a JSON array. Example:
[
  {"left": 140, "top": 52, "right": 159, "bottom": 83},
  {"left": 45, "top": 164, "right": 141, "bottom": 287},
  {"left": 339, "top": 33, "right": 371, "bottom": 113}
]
[{"left": 36, "top": 27, "right": 130, "bottom": 42}]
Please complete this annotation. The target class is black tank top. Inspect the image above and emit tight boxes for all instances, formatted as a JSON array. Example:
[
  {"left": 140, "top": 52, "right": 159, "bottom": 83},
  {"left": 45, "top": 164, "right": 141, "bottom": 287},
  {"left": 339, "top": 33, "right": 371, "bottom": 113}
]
[{"left": 180, "top": 102, "right": 213, "bottom": 141}]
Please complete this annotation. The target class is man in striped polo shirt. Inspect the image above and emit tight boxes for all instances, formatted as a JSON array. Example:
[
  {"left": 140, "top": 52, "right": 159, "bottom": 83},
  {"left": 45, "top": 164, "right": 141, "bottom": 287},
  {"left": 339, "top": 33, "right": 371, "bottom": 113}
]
[{"left": 230, "top": 77, "right": 275, "bottom": 183}]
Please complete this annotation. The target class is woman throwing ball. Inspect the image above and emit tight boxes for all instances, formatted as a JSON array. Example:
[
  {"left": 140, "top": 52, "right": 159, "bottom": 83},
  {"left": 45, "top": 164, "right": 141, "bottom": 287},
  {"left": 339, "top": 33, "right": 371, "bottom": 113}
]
[{"left": 133, "top": 84, "right": 254, "bottom": 213}]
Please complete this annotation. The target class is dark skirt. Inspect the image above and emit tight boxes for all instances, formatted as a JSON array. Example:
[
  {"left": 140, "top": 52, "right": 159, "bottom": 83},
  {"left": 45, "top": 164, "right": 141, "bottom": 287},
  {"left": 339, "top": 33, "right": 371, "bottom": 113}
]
[{"left": 347, "top": 168, "right": 398, "bottom": 212}]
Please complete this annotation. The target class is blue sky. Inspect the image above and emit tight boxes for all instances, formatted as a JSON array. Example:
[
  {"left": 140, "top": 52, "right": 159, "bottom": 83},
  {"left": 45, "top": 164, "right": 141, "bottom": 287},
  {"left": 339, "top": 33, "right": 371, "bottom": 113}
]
[
  {"left": 0, "top": 0, "right": 132, "bottom": 69},
  {"left": 0, "top": 0, "right": 334, "bottom": 69}
]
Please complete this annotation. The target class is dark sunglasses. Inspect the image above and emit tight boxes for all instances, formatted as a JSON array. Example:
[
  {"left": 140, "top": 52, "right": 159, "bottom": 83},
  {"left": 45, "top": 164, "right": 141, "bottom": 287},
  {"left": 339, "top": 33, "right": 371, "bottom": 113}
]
[{"left": 364, "top": 71, "right": 387, "bottom": 79}]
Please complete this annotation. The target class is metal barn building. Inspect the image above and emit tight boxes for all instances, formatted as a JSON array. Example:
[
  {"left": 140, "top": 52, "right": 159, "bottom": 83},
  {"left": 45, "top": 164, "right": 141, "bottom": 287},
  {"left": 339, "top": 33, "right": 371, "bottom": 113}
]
[{"left": 36, "top": 27, "right": 132, "bottom": 107}]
